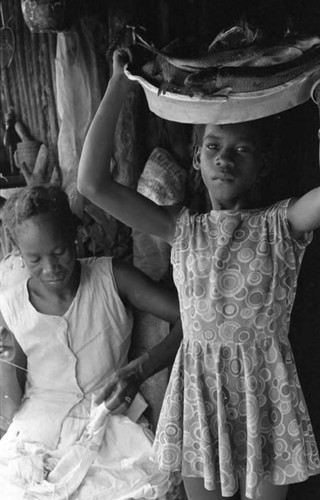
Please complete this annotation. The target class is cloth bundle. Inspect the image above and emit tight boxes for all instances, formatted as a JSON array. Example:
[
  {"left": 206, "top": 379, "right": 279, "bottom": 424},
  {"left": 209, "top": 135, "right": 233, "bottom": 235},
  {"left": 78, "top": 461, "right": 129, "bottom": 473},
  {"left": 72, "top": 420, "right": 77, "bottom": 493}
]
[{"left": 0, "top": 402, "right": 172, "bottom": 499}]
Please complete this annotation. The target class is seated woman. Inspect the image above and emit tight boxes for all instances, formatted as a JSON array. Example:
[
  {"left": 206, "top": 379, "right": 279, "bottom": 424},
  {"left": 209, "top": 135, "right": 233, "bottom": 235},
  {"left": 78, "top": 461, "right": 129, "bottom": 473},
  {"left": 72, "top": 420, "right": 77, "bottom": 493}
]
[{"left": 0, "top": 184, "right": 182, "bottom": 499}]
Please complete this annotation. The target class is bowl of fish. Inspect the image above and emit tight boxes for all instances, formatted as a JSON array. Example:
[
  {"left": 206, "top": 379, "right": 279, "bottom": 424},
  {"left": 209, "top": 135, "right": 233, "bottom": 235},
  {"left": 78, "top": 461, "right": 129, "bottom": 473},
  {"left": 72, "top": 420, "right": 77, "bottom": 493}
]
[{"left": 125, "top": 28, "right": 320, "bottom": 124}]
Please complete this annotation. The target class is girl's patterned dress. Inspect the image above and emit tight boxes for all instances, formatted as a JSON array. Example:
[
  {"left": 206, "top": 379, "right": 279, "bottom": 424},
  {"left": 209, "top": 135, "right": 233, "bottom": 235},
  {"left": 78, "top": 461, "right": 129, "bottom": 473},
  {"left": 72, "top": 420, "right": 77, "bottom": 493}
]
[{"left": 153, "top": 199, "right": 320, "bottom": 499}]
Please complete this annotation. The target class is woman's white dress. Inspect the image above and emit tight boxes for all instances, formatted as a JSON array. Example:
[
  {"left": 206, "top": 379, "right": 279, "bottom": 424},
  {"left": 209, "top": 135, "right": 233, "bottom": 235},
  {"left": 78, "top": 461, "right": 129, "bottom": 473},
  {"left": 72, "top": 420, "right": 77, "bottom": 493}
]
[{"left": 0, "top": 257, "right": 171, "bottom": 499}]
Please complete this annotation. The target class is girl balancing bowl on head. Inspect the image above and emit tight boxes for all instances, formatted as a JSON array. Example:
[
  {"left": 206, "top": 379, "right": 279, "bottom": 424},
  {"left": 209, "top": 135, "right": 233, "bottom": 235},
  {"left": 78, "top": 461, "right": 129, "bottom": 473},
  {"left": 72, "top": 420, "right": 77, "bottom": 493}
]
[
  {"left": 77, "top": 48, "right": 320, "bottom": 500},
  {"left": 0, "top": 184, "right": 183, "bottom": 499}
]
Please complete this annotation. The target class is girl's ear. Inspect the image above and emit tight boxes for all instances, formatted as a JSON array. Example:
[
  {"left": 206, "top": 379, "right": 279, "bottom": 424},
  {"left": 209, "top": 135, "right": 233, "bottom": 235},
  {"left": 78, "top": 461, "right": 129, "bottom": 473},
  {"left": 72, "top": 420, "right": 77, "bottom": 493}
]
[{"left": 193, "top": 146, "right": 201, "bottom": 171}]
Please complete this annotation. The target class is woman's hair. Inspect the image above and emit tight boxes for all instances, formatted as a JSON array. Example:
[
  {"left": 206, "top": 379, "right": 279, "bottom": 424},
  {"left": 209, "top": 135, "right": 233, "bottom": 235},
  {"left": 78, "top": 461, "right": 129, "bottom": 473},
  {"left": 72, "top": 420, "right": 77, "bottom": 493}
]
[{"left": 1, "top": 185, "right": 78, "bottom": 247}]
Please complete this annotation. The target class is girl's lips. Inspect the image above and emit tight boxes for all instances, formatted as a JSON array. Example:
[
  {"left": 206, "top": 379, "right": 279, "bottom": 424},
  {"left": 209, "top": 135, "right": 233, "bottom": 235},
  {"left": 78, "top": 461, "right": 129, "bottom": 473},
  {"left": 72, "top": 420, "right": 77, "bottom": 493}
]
[{"left": 213, "top": 175, "right": 235, "bottom": 181}]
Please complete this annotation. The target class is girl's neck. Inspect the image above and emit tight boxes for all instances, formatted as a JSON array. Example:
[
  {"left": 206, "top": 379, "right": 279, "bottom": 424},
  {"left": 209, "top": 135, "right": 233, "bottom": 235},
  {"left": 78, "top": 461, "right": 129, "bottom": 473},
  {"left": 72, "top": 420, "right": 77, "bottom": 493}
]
[{"left": 210, "top": 195, "right": 252, "bottom": 211}]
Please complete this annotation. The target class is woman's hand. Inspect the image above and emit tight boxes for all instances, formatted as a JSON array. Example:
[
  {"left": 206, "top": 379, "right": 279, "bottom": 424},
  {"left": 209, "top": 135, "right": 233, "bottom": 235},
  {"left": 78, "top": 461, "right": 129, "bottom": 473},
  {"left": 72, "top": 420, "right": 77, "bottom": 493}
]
[{"left": 94, "top": 353, "right": 149, "bottom": 414}]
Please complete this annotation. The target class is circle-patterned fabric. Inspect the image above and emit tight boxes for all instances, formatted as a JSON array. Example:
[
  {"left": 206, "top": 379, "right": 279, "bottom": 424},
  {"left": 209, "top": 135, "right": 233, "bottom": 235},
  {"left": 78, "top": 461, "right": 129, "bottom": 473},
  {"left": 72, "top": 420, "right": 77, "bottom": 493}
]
[{"left": 153, "top": 199, "right": 320, "bottom": 499}]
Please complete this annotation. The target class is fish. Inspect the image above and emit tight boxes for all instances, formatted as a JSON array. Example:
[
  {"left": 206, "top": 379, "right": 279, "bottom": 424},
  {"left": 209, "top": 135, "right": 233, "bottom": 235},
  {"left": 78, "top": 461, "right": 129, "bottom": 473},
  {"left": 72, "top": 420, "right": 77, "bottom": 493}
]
[
  {"left": 135, "top": 31, "right": 320, "bottom": 96},
  {"left": 184, "top": 44, "right": 320, "bottom": 93},
  {"left": 137, "top": 32, "right": 320, "bottom": 72},
  {"left": 137, "top": 36, "right": 275, "bottom": 72},
  {"left": 234, "top": 46, "right": 304, "bottom": 67}
]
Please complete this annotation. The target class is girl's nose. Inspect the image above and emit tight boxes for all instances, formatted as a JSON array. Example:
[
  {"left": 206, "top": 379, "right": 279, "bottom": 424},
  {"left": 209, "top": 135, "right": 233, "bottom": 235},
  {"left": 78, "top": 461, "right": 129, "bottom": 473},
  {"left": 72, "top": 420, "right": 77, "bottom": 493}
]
[{"left": 216, "top": 148, "right": 234, "bottom": 166}]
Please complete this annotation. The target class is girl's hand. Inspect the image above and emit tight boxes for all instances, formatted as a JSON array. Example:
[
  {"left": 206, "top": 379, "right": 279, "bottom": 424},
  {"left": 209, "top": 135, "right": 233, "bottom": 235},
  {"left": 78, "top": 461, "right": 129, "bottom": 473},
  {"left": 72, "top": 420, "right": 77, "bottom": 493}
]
[
  {"left": 112, "top": 48, "right": 132, "bottom": 78},
  {"left": 94, "top": 353, "right": 148, "bottom": 414}
]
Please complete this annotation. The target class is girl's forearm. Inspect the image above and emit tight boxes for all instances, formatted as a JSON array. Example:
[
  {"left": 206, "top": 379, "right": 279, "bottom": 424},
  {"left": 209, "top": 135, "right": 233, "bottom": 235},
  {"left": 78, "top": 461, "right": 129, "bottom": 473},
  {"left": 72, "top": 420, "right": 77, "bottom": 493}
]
[{"left": 78, "top": 74, "right": 131, "bottom": 196}]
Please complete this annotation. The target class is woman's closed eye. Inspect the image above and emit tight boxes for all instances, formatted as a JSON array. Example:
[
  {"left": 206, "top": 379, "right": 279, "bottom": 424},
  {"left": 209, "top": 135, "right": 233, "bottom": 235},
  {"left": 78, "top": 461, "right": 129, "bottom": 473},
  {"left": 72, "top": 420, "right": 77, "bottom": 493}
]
[
  {"left": 28, "top": 256, "right": 40, "bottom": 264},
  {"left": 26, "top": 248, "right": 66, "bottom": 264},
  {"left": 53, "top": 247, "right": 66, "bottom": 257}
]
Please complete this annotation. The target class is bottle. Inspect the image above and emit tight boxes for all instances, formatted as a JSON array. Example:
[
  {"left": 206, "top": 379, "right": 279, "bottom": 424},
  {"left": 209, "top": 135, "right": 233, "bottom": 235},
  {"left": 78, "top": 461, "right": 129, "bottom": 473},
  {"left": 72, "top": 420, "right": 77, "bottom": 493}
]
[{"left": 3, "top": 110, "right": 20, "bottom": 176}]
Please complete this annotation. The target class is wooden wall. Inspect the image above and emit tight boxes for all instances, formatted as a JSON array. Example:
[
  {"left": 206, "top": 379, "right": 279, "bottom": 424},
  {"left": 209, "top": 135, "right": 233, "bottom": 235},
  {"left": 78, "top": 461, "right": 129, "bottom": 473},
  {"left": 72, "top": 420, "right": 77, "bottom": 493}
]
[{"left": 0, "top": 1, "right": 58, "bottom": 163}]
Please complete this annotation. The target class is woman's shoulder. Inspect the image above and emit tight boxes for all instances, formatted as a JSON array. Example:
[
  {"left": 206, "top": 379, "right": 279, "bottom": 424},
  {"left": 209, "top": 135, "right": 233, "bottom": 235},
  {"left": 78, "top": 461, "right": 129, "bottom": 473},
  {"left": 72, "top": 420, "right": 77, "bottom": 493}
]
[
  {"left": 0, "top": 280, "right": 28, "bottom": 331},
  {"left": 0, "top": 252, "right": 30, "bottom": 294},
  {"left": 79, "top": 256, "right": 113, "bottom": 272},
  {"left": 78, "top": 256, "right": 116, "bottom": 288},
  {"left": 0, "top": 277, "right": 27, "bottom": 303}
]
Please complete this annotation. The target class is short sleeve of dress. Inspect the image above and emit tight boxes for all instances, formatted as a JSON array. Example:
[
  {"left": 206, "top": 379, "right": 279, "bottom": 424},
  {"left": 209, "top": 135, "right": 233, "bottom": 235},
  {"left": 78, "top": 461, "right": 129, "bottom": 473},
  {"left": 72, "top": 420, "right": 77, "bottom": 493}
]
[{"left": 265, "top": 198, "right": 313, "bottom": 250}]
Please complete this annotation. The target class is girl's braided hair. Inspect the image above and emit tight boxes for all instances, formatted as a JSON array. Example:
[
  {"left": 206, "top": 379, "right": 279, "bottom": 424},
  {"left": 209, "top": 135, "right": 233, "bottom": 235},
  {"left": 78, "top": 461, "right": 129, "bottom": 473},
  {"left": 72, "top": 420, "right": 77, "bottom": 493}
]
[{"left": 1, "top": 185, "right": 78, "bottom": 247}]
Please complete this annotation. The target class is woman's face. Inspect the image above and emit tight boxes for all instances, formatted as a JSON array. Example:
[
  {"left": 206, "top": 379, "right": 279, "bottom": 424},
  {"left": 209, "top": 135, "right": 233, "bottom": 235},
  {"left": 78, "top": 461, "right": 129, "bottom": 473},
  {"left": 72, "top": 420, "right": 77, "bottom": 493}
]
[
  {"left": 196, "top": 122, "right": 264, "bottom": 209},
  {"left": 15, "top": 214, "right": 76, "bottom": 292}
]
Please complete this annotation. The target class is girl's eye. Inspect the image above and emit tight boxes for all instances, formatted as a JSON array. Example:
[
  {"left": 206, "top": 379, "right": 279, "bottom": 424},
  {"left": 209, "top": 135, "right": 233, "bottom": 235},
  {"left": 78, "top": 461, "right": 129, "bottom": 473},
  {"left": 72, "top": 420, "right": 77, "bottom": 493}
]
[
  {"left": 236, "top": 146, "right": 251, "bottom": 153},
  {"left": 207, "top": 143, "right": 220, "bottom": 151}
]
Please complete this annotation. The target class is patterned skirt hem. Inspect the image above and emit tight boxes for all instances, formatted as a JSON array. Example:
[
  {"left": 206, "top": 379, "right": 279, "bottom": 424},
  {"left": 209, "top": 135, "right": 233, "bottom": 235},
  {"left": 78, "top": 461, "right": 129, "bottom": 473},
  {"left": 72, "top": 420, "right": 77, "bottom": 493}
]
[{"left": 153, "top": 461, "right": 320, "bottom": 499}]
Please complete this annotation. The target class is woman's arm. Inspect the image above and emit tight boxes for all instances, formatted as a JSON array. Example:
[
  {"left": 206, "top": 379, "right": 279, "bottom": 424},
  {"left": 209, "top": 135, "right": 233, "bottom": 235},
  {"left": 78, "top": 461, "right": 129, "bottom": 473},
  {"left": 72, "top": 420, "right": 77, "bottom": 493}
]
[
  {"left": 77, "top": 49, "right": 178, "bottom": 245},
  {"left": 94, "top": 259, "right": 183, "bottom": 410},
  {"left": 0, "top": 324, "right": 27, "bottom": 394},
  {"left": 94, "top": 319, "right": 182, "bottom": 410}
]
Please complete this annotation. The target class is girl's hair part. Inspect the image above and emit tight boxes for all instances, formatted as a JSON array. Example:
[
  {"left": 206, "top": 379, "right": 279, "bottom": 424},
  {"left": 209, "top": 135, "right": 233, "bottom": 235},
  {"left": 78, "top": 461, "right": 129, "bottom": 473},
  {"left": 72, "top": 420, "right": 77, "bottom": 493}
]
[{"left": 1, "top": 185, "right": 78, "bottom": 247}]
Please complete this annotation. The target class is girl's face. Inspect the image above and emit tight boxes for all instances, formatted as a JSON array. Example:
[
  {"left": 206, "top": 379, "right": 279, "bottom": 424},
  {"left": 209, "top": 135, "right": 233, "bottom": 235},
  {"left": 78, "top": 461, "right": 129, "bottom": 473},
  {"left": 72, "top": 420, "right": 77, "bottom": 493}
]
[
  {"left": 196, "top": 122, "right": 265, "bottom": 210},
  {"left": 15, "top": 214, "right": 77, "bottom": 292}
]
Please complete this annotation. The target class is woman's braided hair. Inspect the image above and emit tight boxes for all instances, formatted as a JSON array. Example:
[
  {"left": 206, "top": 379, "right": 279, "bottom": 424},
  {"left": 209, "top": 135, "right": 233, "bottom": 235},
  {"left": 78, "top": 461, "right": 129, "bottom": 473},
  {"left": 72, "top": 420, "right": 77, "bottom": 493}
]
[{"left": 1, "top": 185, "right": 77, "bottom": 247}]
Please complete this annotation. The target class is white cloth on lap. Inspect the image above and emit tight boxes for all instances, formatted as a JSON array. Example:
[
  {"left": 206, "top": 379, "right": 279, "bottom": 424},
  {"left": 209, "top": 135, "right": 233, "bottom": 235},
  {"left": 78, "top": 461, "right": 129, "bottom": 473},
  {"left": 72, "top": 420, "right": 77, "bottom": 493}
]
[{"left": 0, "top": 401, "right": 170, "bottom": 499}]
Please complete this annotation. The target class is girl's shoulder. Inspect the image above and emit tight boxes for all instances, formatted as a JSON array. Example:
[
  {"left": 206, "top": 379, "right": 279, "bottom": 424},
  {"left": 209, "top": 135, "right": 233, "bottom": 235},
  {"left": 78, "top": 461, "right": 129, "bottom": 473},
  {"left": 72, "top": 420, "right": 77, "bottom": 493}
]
[
  {"left": 260, "top": 198, "right": 292, "bottom": 216},
  {"left": 173, "top": 199, "right": 293, "bottom": 231}
]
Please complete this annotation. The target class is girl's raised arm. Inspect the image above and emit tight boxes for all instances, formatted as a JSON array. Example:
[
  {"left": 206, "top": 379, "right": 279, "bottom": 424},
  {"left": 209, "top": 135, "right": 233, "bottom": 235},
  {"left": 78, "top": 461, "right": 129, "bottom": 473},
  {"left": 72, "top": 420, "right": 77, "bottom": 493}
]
[
  {"left": 287, "top": 186, "right": 320, "bottom": 237},
  {"left": 77, "top": 50, "right": 178, "bottom": 245}
]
